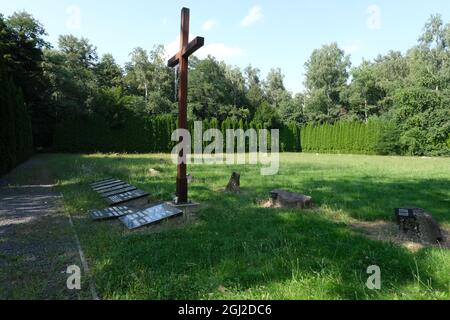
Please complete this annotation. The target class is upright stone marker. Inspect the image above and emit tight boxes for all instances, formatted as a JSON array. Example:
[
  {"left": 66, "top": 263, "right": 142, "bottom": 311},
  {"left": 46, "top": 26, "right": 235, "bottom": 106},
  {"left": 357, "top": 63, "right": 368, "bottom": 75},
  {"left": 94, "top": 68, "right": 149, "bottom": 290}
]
[{"left": 168, "top": 7, "right": 204, "bottom": 204}]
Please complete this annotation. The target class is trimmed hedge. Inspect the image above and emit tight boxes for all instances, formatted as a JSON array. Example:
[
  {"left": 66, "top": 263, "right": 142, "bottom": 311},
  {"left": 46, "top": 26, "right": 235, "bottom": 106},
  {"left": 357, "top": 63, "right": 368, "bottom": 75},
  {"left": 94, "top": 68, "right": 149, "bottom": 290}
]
[
  {"left": 54, "top": 113, "right": 177, "bottom": 153},
  {"left": 54, "top": 111, "right": 388, "bottom": 155},
  {"left": 301, "top": 118, "right": 384, "bottom": 154},
  {"left": 0, "top": 67, "right": 34, "bottom": 176},
  {"left": 53, "top": 112, "right": 302, "bottom": 153}
]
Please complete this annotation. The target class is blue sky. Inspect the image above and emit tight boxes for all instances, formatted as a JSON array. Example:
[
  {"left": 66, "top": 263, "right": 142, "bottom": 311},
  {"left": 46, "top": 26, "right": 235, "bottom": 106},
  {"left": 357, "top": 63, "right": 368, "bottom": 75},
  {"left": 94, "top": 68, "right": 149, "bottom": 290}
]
[{"left": 2, "top": 0, "right": 450, "bottom": 93}]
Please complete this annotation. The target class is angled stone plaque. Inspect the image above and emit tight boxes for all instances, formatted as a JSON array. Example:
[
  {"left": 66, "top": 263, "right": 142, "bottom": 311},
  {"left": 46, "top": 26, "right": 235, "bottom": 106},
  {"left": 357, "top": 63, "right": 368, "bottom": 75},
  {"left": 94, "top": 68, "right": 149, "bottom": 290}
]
[
  {"left": 119, "top": 203, "right": 183, "bottom": 230},
  {"left": 95, "top": 183, "right": 132, "bottom": 194},
  {"left": 105, "top": 189, "right": 149, "bottom": 206},
  {"left": 91, "top": 179, "right": 123, "bottom": 190},
  {"left": 90, "top": 206, "right": 137, "bottom": 220},
  {"left": 90, "top": 178, "right": 115, "bottom": 187},
  {"left": 100, "top": 186, "right": 137, "bottom": 198},
  {"left": 93, "top": 181, "right": 127, "bottom": 192}
]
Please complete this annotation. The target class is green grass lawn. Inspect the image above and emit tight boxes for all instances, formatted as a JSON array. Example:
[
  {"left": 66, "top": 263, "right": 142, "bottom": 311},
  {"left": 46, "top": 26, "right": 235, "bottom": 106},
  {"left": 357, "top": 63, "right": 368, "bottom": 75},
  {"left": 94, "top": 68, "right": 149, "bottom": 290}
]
[{"left": 45, "top": 153, "right": 450, "bottom": 300}]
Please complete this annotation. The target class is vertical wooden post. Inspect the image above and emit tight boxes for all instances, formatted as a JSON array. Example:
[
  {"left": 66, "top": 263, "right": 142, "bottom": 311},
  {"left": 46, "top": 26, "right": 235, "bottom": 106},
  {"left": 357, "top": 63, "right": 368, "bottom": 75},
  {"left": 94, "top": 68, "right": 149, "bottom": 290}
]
[
  {"left": 176, "top": 8, "right": 189, "bottom": 204},
  {"left": 168, "top": 8, "right": 204, "bottom": 204}
]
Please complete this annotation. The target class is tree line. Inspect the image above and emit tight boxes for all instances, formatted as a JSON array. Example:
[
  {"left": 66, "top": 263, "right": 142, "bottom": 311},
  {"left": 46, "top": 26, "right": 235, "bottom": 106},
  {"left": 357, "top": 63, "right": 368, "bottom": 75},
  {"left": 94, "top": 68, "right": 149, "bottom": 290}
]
[
  {"left": 1, "top": 11, "right": 449, "bottom": 164},
  {"left": 0, "top": 13, "right": 36, "bottom": 174}
]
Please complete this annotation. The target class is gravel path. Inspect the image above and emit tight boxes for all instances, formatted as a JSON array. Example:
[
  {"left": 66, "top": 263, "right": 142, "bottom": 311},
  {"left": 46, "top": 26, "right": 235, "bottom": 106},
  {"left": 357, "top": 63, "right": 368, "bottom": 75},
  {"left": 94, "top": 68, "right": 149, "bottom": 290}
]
[{"left": 0, "top": 156, "right": 90, "bottom": 299}]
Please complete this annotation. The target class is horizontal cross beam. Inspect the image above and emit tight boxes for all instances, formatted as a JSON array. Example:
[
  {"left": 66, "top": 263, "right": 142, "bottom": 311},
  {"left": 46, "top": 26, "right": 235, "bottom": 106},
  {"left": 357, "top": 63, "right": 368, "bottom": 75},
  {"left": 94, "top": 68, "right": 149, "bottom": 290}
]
[{"left": 167, "top": 36, "right": 205, "bottom": 67}]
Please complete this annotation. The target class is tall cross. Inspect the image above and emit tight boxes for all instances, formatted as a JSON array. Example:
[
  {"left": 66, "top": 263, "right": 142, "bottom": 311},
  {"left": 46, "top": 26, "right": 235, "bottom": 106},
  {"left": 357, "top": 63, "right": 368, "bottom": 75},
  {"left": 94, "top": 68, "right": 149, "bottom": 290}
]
[{"left": 168, "top": 7, "right": 204, "bottom": 204}]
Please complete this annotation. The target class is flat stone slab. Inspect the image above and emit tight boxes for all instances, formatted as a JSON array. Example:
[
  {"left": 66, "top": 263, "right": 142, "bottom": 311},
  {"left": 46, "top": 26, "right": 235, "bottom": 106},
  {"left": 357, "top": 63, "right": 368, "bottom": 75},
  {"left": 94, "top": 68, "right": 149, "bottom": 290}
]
[
  {"left": 105, "top": 189, "right": 149, "bottom": 206},
  {"left": 90, "top": 206, "right": 137, "bottom": 220},
  {"left": 100, "top": 185, "right": 137, "bottom": 198},
  {"left": 119, "top": 203, "right": 183, "bottom": 230},
  {"left": 92, "top": 181, "right": 127, "bottom": 192},
  {"left": 269, "top": 189, "right": 313, "bottom": 209},
  {"left": 90, "top": 178, "right": 116, "bottom": 187}
]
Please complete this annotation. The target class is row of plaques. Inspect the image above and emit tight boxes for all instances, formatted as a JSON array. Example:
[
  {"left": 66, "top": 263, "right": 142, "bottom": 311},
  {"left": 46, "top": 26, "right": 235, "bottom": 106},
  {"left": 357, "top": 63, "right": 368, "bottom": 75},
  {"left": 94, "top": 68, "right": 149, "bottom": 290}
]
[
  {"left": 90, "top": 178, "right": 149, "bottom": 206},
  {"left": 89, "top": 178, "right": 182, "bottom": 230},
  {"left": 89, "top": 203, "right": 182, "bottom": 230}
]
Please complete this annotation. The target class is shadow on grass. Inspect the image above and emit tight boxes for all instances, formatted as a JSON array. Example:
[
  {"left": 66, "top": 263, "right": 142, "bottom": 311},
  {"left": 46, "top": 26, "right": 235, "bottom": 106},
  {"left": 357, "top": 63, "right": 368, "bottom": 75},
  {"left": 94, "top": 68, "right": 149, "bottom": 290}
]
[
  {"left": 249, "top": 177, "right": 450, "bottom": 223},
  {"left": 46, "top": 154, "right": 450, "bottom": 299},
  {"left": 86, "top": 191, "right": 448, "bottom": 299}
]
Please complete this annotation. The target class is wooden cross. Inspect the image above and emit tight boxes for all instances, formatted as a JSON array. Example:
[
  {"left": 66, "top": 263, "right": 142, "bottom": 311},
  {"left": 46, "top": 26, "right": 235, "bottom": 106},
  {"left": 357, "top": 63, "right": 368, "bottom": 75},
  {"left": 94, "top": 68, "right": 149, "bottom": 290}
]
[{"left": 168, "top": 7, "right": 204, "bottom": 204}]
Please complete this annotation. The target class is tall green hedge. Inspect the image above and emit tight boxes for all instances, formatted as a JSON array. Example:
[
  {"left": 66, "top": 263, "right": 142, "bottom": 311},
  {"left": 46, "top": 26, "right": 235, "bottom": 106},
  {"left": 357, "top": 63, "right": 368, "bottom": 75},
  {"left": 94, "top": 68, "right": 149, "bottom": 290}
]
[
  {"left": 301, "top": 118, "right": 383, "bottom": 154},
  {"left": 0, "top": 67, "right": 33, "bottom": 176},
  {"left": 53, "top": 112, "right": 302, "bottom": 153},
  {"left": 54, "top": 111, "right": 388, "bottom": 155}
]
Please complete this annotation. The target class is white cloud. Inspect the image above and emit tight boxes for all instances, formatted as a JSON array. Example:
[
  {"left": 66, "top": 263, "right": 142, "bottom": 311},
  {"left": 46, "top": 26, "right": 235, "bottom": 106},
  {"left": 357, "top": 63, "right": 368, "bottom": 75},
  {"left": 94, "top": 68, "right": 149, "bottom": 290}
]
[
  {"left": 202, "top": 19, "right": 217, "bottom": 32},
  {"left": 197, "top": 43, "right": 243, "bottom": 60},
  {"left": 241, "top": 5, "right": 263, "bottom": 27},
  {"left": 343, "top": 43, "right": 361, "bottom": 55},
  {"left": 164, "top": 37, "right": 182, "bottom": 59},
  {"left": 164, "top": 37, "right": 243, "bottom": 61}
]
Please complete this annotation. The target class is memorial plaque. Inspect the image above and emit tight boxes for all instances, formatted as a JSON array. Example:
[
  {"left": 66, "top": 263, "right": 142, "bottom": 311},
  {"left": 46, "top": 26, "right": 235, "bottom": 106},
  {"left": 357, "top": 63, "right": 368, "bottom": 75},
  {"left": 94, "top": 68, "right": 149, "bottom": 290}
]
[
  {"left": 100, "top": 186, "right": 137, "bottom": 198},
  {"left": 90, "top": 206, "right": 137, "bottom": 220},
  {"left": 95, "top": 183, "right": 131, "bottom": 194},
  {"left": 119, "top": 203, "right": 183, "bottom": 230},
  {"left": 92, "top": 181, "right": 127, "bottom": 192},
  {"left": 90, "top": 177, "right": 114, "bottom": 186},
  {"left": 105, "top": 189, "right": 149, "bottom": 205},
  {"left": 395, "top": 208, "right": 415, "bottom": 218},
  {"left": 91, "top": 179, "right": 123, "bottom": 190}
]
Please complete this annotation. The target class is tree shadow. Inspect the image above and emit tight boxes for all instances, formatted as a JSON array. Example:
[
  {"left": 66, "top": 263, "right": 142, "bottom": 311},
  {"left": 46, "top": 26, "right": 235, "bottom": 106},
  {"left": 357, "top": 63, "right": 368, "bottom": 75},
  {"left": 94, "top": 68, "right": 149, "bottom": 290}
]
[
  {"left": 249, "top": 176, "right": 450, "bottom": 223},
  {"left": 46, "top": 154, "right": 450, "bottom": 299},
  {"left": 88, "top": 190, "right": 449, "bottom": 299}
]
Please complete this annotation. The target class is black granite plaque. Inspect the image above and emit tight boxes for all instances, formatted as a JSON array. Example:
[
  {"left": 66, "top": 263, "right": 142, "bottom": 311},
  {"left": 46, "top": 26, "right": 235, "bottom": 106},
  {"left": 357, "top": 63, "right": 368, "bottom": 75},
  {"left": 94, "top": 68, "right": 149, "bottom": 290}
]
[
  {"left": 100, "top": 186, "right": 138, "bottom": 198},
  {"left": 119, "top": 203, "right": 183, "bottom": 230},
  {"left": 105, "top": 189, "right": 149, "bottom": 205},
  {"left": 90, "top": 178, "right": 118, "bottom": 187},
  {"left": 95, "top": 183, "right": 131, "bottom": 194},
  {"left": 91, "top": 180, "right": 123, "bottom": 190},
  {"left": 90, "top": 206, "right": 137, "bottom": 220},
  {"left": 92, "top": 181, "right": 127, "bottom": 192}
]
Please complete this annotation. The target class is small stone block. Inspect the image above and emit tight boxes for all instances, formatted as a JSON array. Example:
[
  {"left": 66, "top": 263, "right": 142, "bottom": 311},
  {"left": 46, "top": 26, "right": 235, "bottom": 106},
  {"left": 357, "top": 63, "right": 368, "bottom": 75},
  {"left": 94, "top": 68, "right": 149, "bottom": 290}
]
[{"left": 269, "top": 189, "right": 313, "bottom": 209}]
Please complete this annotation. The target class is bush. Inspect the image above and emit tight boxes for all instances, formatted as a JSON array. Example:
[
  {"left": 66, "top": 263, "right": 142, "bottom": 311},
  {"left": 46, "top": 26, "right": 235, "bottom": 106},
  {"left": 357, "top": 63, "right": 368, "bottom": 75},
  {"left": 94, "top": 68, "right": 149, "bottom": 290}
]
[{"left": 374, "top": 121, "right": 402, "bottom": 155}]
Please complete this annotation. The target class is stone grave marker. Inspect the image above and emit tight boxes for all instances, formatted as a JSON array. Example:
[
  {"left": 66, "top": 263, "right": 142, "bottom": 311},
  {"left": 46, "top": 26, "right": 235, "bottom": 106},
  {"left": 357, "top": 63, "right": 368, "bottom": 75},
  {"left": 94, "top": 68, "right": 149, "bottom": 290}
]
[
  {"left": 90, "top": 206, "right": 137, "bottom": 221},
  {"left": 395, "top": 208, "right": 444, "bottom": 243},
  {"left": 105, "top": 189, "right": 149, "bottom": 206},
  {"left": 119, "top": 203, "right": 183, "bottom": 230},
  {"left": 92, "top": 181, "right": 127, "bottom": 192},
  {"left": 99, "top": 185, "right": 137, "bottom": 198},
  {"left": 90, "top": 178, "right": 114, "bottom": 187},
  {"left": 91, "top": 179, "right": 123, "bottom": 190}
]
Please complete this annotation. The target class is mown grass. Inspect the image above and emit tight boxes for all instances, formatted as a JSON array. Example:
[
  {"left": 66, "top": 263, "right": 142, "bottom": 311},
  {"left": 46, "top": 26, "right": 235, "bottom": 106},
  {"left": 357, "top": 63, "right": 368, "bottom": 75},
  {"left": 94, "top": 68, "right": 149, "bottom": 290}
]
[{"left": 46, "top": 153, "right": 450, "bottom": 299}]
